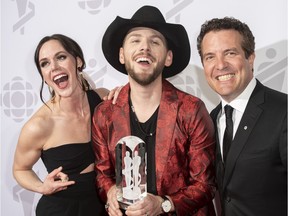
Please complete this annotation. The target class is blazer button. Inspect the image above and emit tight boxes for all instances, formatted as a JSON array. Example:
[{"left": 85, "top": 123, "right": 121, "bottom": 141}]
[{"left": 225, "top": 197, "right": 231, "bottom": 203}]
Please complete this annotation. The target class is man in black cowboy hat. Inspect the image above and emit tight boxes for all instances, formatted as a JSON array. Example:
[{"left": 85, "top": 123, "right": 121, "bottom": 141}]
[{"left": 92, "top": 5, "right": 216, "bottom": 216}]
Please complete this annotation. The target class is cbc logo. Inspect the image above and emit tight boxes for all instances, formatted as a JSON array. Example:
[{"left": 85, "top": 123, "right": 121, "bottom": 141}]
[
  {"left": 0, "top": 77, "right": 38, "bottom": 123},
  {"left": 78, "top": 0, "right": 112, "bottom": 15}
]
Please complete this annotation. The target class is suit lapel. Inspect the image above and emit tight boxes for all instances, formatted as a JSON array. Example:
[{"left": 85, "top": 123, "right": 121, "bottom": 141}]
[
  {"left": 211, "top": 104, "right": 222, "bottom": 158},
  {"left": 223, "top": 82, "right": 265, "bottom": 188},
  {"left": 112, "top": 84, "right": 131, "bottom": 149},
  {"left": 155, "top": 81, "right": 178, "bottom": 192},
  {"left": 211, "top": 104, "right": 223, "bottom": 168},
  {"left": 210, "top": 104, "right": 225, "bottom": 193}
]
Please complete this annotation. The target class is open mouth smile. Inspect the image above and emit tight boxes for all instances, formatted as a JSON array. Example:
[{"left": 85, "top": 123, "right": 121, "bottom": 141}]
[
  {"left": 216, "top": 73, "right": 235, "bottom": 81},
  {"left": 53, "top": 74, "right": 68, "bottom": 86},
  {"left": 136, "top": 57, "right": 152, "bottom": 65}
]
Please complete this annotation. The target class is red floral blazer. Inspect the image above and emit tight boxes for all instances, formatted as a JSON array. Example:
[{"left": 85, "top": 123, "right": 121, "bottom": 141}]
[{"left": 92, "top": 80, "right": 216, "bottom": 216}]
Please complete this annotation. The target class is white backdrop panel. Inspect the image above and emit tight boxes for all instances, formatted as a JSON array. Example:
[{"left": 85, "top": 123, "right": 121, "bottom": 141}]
[{"left": 1, "top": 0, "right": 287, "bottom": 215}]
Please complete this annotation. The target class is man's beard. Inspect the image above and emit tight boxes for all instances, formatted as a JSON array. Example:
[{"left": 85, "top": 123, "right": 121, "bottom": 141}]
[{"left": 125, "top": 63, "right": 164, "bottom": 86}]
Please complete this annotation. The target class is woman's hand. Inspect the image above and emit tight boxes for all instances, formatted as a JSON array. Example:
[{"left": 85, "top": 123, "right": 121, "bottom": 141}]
[
  {"left": 41, "top": 166, "right": 75, "bottom": 195},
  {"left": 103, "top": 86, "right": 123, "bottom": 104}
]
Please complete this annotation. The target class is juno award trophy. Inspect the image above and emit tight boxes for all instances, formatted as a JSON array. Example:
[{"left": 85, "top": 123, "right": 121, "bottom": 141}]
[{"left": 115, "top": 136, "right": 147, "bottom": 210}]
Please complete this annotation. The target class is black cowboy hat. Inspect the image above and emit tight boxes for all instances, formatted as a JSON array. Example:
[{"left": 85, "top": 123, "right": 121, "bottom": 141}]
[{"left": 102, "top": 5, "right": 191, "bottom": 78}]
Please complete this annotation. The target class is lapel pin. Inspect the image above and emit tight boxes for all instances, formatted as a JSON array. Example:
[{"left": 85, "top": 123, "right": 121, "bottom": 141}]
[{"left": 244, "top": 126, "right": 248, "bottom": 130}]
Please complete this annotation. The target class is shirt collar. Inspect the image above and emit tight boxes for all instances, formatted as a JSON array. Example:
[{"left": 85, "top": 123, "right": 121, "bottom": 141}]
[{"left": 221, "top": 78, "right": 256, "bottom": 113}]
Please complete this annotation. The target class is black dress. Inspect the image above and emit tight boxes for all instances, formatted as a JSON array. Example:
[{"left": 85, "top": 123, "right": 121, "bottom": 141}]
[{"left": 35, "top": 90, "right": 107, "bottom": 216}]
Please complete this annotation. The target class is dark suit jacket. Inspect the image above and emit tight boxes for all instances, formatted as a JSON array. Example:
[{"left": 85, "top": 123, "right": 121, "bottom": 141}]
[
  {"left": 210, "top": 80, "right": 287, "bottom": 216},
  {"left": 92, "top": 80, "right": 216, "bottom": 216}
]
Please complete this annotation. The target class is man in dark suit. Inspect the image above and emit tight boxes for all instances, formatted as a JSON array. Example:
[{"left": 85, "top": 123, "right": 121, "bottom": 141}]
[{"left": 196, "top": 17, "right": 287, "bottom": 216}]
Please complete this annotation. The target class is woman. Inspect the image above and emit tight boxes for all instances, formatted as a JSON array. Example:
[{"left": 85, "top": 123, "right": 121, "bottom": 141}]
[{"left": 13, "top": 34, "right": 108, "bottom": 216}]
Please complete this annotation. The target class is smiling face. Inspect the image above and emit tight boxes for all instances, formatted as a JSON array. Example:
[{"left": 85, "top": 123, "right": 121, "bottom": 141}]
[
  {"left": 38, "top": 39, "right": 83, "bottom": 98},
  {"left": 119, "top": 27, "right": 173, "bottom": 86},
  {"left": 201, "top": 30, "right": 255, "bottom": 102}
]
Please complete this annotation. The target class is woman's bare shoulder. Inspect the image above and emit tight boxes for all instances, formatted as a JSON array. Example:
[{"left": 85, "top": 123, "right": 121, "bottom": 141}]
[{"left": 19, "top": 104, "right": 53, "bottom": 144}]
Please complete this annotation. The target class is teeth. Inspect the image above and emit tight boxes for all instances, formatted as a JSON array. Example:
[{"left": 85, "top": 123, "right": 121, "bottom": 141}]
[
  {"left": 136, "top": 57, "right": 152, "bottom": 64},
  {"left": 218, "top": 74, "right": 234, "bottom": 81},
  {"left": 53, "top": 74, "right": 67, "bottom": 81}
]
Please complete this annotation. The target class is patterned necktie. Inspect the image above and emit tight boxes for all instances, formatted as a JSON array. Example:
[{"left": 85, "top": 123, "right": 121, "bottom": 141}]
[{"left": 223, "top": 105, "right": 234, "bottom": 163}]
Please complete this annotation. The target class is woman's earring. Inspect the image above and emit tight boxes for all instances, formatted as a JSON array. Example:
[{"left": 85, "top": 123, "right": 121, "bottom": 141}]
[
  {"left": 48, "top": 86, "right": 54, "bottom": 95},
  {"left": 79, "top": 72, "right": 89, "bottom": 91}
]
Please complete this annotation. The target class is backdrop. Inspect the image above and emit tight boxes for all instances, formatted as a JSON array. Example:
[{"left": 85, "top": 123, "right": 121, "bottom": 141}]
[{"left": 1, "top": 0, "right": 287, "bottom": 215}]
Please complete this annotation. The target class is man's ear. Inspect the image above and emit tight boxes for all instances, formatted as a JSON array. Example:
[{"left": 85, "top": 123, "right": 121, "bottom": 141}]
[
  {"left": 119, "top": 47, "right": 125, "bottom": 64},
  {"left": 165, "top": 50, "right": 173, "bottom": 67},
  {"left": 248, "top": 52, "right": 255, "bottom": 70}
]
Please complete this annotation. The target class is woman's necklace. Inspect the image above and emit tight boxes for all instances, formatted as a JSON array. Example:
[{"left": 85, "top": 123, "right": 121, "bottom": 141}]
[{"left": 129, "top": 99, "right": 158, "bottom": 137}]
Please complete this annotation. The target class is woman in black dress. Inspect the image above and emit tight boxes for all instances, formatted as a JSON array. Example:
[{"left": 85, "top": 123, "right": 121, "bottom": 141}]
[{"left": 13, "top": 34, "right": 108, "bottom": 216}]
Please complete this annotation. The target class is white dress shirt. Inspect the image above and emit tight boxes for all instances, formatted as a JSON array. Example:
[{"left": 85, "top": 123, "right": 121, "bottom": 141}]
[{"left": 217, "top": 78, "right": 257, "bottom": 159}]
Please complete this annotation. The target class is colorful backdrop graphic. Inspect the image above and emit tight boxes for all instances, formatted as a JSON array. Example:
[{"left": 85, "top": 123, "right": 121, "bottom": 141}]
[{"left": 1, "top": 0, "right": 287, "bottom": 215}]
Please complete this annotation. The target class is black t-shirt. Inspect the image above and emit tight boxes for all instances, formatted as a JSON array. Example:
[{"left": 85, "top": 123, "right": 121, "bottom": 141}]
[{"left": 129, "top": 100, "right": 159, "bottom": 195}]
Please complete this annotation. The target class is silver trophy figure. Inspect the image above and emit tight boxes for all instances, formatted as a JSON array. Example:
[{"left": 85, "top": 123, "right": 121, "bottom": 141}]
[{"left": 115, "top": 136, "right": 147, "bottom": 209}]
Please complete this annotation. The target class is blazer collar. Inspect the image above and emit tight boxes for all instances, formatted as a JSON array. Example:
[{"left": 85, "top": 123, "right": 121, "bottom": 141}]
[
  {"left": 222, "top": 80, "right": 265, "bottom": 187},
  {"left": 154, "top": 80, "right": 179, "bottom": 191}
]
